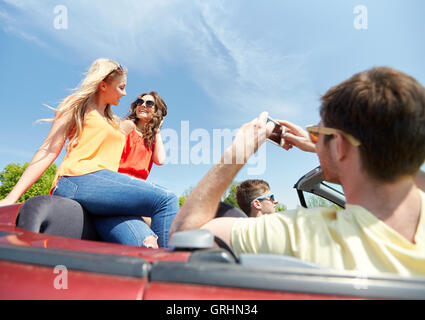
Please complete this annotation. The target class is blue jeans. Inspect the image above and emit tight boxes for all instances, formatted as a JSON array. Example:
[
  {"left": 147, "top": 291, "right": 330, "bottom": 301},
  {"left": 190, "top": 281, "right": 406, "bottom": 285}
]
[
  {"left": 92, "top": 216, "right": 157, "bottom": 247},
  {"left": 52, "top": 170, "right": 179, "bottom": 248}
]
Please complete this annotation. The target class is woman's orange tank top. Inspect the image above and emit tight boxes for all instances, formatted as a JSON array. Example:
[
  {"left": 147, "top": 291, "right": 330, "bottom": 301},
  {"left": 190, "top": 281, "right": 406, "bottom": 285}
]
[{"left": 51, "top": 110, "right": 126, "bottom": 191}]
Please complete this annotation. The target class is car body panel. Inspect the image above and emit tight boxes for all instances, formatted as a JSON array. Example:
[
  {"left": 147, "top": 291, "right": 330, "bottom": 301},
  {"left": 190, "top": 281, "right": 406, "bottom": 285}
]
[
  {"left": 1, "top": 168, "right": 425, "bottom": 300},
  {"left": 0, "top": 203, "right": 22, "bottom": 226},
  {"left": 0, "top": 260, "right": 147, "bottom": 300},
  {"left": 0, "top": 203, "right": 190, "bottom": 263},
  {"left": 143, "top": 282, "right": 359, "bottom": 300}
]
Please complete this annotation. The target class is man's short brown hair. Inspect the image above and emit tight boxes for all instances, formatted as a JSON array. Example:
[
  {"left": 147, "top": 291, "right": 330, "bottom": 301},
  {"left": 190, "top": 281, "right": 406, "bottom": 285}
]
[
  {"left": 320, "top": 66, "right": 425, "bottom": 182},
  {"left": 236, "top": 180, "right": 270, "bottom": 215}
]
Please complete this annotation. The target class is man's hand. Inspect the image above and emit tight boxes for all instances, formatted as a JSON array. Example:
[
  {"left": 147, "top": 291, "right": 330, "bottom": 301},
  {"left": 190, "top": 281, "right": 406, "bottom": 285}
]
[
  {"left": 223, "top": 111, "right": 274, "bottom": 164},
  {"left": 278, "top": 120, "right": 317, "bottom": 153}
]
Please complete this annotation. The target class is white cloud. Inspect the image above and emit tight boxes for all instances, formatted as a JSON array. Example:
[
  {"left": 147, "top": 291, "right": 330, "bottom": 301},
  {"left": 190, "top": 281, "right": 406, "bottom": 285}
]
[
  {"left": 3, "top": 24, "right": 49, "bottom": 48},
  {"left": 0, "top": 7, "right": 49, "bottom": 47},
  {"left": 187, "top": 2, "right": 311, "bottom": 118},
  {"left": 1, "top": 0, "right": 312, "bottom": 121}
]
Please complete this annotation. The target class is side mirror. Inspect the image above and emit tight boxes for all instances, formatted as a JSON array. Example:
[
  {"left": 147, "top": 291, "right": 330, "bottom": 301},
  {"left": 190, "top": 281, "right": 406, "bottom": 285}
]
[{"left": 294, "top": 166, "right": 346, "bottom": 208}]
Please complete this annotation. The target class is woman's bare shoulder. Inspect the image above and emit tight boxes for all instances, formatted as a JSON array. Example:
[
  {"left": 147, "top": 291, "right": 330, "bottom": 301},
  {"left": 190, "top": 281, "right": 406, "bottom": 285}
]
[{"left": 120, "top": 119, "right": 136, "bottom": 135}]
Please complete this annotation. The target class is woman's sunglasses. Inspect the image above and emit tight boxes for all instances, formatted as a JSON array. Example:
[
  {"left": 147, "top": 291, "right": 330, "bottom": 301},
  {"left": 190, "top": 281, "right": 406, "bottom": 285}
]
[{"left": 135, "top": 98, "right": 155, "bottom": 108}]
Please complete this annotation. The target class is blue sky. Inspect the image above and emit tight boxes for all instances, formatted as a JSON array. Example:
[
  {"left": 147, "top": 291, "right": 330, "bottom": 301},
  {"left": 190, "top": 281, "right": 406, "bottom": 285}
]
[{"left": 1, "top": 0, "right": 424, "bottom": 208}]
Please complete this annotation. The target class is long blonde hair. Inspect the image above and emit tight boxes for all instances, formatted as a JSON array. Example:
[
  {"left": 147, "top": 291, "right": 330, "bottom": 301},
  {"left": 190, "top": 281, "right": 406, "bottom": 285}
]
[{"left": 46, "top": 58, "right": 126, "bottom": 151}]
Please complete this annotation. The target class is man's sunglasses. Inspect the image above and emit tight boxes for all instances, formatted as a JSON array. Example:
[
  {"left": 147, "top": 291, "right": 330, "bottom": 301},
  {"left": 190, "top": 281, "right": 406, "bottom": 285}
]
[
  {"left": 251, "top": 193, "right": 275, "bottom": 205},
  {"left": 135, "top": 98, "right": 155, "bottom": 108},
  {"left": 306, "top": 125, "right": 361, "bottom": 147}
]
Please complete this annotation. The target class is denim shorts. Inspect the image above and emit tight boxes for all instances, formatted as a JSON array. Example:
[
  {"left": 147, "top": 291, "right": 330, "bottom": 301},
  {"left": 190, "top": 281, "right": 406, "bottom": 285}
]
[{"left": 52, "top": 170, "right": 179, "bottom": 247}]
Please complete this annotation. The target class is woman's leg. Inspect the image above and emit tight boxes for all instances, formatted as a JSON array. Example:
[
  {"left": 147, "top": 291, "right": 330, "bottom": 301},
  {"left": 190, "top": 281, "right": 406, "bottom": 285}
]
[
  {"left": 92, "top": 216, "right": 158, "bottom": 248},
  {"left": 53, "top": 170, "right": 179, "bottom": 247}
]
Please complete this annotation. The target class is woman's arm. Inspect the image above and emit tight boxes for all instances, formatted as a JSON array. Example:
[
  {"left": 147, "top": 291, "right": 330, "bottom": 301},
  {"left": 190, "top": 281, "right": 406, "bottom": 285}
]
[
  {"left": 0, "top": 115, "right": 69, "bottom": 205},
  {"left": 152, "top": 130, "right": 166, "bottom": 165}
]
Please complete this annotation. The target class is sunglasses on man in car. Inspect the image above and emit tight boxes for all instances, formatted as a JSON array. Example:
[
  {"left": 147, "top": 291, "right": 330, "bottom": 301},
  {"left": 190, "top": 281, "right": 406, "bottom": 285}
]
[{"left": 251, "top": 193, "right": 275, "bottom": 205}]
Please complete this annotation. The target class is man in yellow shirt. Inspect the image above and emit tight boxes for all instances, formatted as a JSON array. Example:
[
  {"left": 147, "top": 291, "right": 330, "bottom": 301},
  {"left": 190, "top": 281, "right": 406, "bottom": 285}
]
[{"left": 170, "top": 66, "right": 425, "bottom": 276}]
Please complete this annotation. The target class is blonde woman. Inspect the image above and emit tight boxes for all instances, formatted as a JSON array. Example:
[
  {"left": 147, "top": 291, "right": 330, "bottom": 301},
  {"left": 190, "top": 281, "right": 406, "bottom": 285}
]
[{"left": 0, "top": 58, "right": 178, "bottom": 248}]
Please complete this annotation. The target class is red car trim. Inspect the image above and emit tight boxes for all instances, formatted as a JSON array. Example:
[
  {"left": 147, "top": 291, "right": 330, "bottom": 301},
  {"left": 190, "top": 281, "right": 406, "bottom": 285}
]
[{"left": 0, "top": 260, "right": 147, "bottom": 300}]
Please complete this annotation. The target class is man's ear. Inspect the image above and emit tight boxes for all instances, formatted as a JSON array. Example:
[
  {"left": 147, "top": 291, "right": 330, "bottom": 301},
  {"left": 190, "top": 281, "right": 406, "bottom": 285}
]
[
  {"left": 252, "top": 199, "right": 261, "bottom": 210},
  {"left": 333, "top": 133, "right": 350, "bottom": 161}
]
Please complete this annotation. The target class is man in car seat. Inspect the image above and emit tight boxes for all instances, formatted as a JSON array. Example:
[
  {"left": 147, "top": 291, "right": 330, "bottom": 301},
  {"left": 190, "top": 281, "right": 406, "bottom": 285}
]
[
  {"left": 236, "top": 179, "right": 278, "bottom": 217},
  {"left": 170, "top": 66, "right": 425, "bottom": 276}
]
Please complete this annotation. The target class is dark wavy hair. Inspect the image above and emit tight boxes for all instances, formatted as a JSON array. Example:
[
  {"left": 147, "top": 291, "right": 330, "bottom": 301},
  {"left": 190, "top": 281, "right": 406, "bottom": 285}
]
[{"left": 126, "top": 91, "right": 168, "bottom": 148}]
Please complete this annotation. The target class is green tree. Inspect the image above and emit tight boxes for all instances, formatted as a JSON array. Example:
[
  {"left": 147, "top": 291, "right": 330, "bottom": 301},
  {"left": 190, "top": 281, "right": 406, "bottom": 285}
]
[
  {"left": 178, "top": 186, "right": 193, "bottom": 208},
  {"left": 275, "top": 203, "right": 287, "bottom": 212},
  {"left": 178, "top": 195, "right": 186, "bottom": 208},
  {"left": 0, "top": 163, "right": 57, "bottom": 203},
  {"left": 222, "top": 181, "right": 240, "bottom": 209},
  {"left": 178, "top": 182, "right": 243, "bottom": 209}
]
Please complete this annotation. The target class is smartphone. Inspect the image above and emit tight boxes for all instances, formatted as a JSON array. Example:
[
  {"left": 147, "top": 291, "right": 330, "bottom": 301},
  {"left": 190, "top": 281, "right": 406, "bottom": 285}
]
[{"left": 266, "top": 117, "right": 285, "bottom": 147}]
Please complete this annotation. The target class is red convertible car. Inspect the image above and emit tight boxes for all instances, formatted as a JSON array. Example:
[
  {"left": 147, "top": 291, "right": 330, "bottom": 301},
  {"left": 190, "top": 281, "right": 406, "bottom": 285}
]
[{"left": 1, "top": 167, "right": 424, "bottom": 300}]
